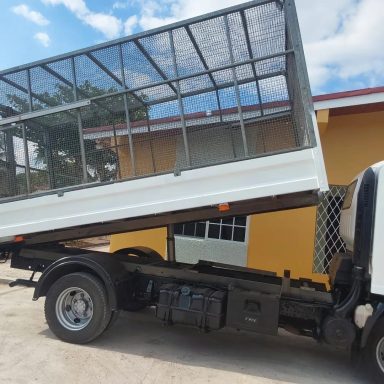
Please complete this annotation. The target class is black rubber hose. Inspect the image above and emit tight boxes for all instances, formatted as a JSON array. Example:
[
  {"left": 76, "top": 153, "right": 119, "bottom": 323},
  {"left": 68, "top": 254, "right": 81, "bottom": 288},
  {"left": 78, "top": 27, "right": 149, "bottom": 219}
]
[
  {"left": 334, "top": 280, "right": 362, "bottom": 318},
  {"left": 334, "top": 280, "right": 358, "bottom": 310}
]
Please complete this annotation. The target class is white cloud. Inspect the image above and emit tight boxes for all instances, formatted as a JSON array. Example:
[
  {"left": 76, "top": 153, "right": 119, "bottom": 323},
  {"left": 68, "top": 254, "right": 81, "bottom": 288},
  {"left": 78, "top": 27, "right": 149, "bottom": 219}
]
[
  {"left": 42, "top": 0, "right": 87, "bottom": 16},
  {"left": 12, "top": 4, "right": 50, "bottom": 26},
  {"left": 133, "top": 0, "right": 245, "bottom": 30},
  {"left": 113, "top": 1, "right": 128, "bottom": 10},
  {"left": 296, "top": 0, "right": 355, "bottom": 43},
  {"left": 127, "top": 0, "right": 384, "bottom": 93},
  {"left": 42, "top": 0, "right": 122, "bottom": 39},
  {"left": 38, "top": 0, "right": 383, "bottom": 93},
  {"left": 299, "top": 0, "right": 384, "bottom": 92},
  {"left": 124, "top": 15, "right": 138, "bottom": 35},
  {"left": 83, "top": 13, "right": 122, "bottom": 39},
  {"left": 134, "top": 1, "right": 177, "bottom": 30},
  {"left": 34, "top": 32, "right": 51, "bottom": 47}
]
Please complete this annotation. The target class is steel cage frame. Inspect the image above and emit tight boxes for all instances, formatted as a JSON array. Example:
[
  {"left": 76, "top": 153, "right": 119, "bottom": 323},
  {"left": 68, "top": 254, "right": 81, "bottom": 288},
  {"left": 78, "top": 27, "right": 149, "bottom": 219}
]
[{"left": 0, "top": 0, "right": 318, "bottom": 202}]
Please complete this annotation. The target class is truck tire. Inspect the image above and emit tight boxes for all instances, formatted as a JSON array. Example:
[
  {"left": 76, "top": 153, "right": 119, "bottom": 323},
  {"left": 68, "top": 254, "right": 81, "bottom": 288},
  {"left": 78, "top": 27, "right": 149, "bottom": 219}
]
[
  {"left": 44, "top": 272, "right": 112, "bottom": 344},
  {"left": 106, "top": 310, "right": 120, "bottom": 330},
  {"left": 362, "top": 317, "right": 384, "bottom": 383},
  {"left": 113, "top": 247, "right": 163, "bottom": 260}
]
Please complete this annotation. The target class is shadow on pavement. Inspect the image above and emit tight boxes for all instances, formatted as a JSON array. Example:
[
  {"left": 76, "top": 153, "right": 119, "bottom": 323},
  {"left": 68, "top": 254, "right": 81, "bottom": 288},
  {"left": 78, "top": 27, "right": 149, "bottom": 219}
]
[{"left": 40, "top": 307, "right": 367, "bottom": 384}]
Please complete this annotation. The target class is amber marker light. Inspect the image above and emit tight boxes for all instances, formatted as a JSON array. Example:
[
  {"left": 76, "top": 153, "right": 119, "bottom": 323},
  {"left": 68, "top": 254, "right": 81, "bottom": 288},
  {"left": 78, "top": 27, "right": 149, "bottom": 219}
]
[
  {"left": 218, "top": 203, "right": 230, "bottom": 212},
  {"left": 14, "top": 236, "right": 24, "bottom": 243}
]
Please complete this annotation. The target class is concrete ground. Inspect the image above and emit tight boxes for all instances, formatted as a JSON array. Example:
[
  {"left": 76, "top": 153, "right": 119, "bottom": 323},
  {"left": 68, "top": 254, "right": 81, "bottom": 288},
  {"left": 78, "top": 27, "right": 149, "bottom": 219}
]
[{"left": 0, "top": 261, "right": 368, "bottom": 384}]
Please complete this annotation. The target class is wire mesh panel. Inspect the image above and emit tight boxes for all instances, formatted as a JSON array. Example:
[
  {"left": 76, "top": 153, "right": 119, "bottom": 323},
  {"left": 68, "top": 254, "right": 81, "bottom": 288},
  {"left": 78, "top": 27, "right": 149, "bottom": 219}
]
[
  {"left": 23, "top": 111, "right": 83, "bottom": 190},
  {"left": 24, "top": 124, "right": 50, "bottom": 193},
  {"left": 313, "top": 185, "right": 347, "bottom": 274},
  {"left": 0, "top": 0, "right": 317, "bottom": 202},
  {"left": 0, "top": 71, "right": 30, "bottom": 116},
  {"left": 30, "top": 65, "right": 74, "bottom": 110},
  {"left": 1, "top": 126, "right": 28, "bottom": 196}
]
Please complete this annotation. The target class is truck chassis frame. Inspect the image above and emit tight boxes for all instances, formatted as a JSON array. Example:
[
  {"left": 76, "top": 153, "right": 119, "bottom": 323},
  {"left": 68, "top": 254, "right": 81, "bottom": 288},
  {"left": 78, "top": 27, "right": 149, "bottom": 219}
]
[{"left": 10, "top": 243, "right": 332, "bottom": 339}]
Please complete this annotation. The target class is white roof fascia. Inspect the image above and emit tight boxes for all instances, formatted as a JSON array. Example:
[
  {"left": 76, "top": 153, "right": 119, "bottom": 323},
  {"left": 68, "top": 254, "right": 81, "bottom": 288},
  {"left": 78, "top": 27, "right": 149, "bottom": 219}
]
[{"left": 314, "top": 91, "right": 384, "bottom": 111}]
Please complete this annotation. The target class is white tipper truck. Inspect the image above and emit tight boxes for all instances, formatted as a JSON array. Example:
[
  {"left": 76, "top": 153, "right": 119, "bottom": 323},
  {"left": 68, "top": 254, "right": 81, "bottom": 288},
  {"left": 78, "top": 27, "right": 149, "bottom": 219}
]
[{"left": 0, "top": 0, "right": 383, "bottom": 382}]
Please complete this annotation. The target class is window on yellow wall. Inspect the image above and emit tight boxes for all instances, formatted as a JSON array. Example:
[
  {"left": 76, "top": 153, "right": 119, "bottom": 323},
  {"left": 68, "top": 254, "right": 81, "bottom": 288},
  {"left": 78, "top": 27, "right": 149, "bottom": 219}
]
[
  {"left": 174, "top": 221, "right": 206, "bottom": 238},
  {"left": 174, "top": 216, "right": 247, "bottom": 243}
]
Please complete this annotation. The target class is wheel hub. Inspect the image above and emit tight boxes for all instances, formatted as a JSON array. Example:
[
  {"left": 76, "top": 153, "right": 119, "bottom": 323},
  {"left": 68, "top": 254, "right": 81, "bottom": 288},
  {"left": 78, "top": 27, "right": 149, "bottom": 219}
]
[
  {"left": 72, "top": 293, "right": 91, "bottom": 318},
  {"left": 55, "top": 287, "right": 94, "bottom": 331},
  {"left": 73, "top": 299, "right": 86, "bottom": 315}
]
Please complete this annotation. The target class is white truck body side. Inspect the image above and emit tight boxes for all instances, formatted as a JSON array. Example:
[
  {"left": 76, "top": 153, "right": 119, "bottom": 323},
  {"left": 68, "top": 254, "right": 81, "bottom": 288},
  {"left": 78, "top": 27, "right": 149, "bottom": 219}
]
[{"left": 0, "top": 148, "right": 326, "bottom": 240}]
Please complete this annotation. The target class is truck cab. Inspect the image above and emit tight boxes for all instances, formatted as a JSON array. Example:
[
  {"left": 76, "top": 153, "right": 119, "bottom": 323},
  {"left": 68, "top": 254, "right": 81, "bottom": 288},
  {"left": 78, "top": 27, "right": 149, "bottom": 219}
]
[
  {"left": 340, "top": 161, "right": 384, "bottom": 295},
  {"left": 328, "top": 162, "right": 384, "bottom": 382}
]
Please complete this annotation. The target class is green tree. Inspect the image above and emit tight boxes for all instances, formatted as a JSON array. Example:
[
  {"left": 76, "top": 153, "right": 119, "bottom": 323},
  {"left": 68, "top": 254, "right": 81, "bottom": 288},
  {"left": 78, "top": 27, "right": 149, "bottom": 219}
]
[{"left": 6, "top": 82, "right": 147, "bottom": 191}]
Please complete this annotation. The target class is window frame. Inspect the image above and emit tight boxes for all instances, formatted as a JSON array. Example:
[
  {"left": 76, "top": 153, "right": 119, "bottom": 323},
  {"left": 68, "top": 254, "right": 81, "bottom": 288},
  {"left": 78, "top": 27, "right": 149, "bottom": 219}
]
[{"left": 174, "top": 216, "right": 249, "bottom": 244}]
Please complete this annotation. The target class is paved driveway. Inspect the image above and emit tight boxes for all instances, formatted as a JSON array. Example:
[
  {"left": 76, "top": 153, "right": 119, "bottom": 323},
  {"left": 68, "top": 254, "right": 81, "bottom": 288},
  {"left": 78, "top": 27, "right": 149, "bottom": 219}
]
[{"left": 0, "top": 278, "right": 367, "bottom": 384}]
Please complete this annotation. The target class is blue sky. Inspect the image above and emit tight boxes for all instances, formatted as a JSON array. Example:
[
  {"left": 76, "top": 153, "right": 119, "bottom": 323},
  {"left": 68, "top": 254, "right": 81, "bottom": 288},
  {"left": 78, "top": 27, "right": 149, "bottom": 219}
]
[{"left": 0, "top": 0, "right": 383, "bottom": 95}]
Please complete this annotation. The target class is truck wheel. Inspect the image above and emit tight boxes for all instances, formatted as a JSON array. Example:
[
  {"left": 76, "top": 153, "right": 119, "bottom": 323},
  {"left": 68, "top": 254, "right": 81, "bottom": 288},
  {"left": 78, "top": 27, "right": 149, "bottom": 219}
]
[
  {"left": 113, "top": 247, "right": 163, "bottom": 260},
  {"left": 44, "top": 272, "right": 111, "bottom": 344},
  {"left": 106, "top": 310, "right": 120, "bottom": 330},
  {"left": 362, "top": 318, "right": 384, "bottom": 383}
]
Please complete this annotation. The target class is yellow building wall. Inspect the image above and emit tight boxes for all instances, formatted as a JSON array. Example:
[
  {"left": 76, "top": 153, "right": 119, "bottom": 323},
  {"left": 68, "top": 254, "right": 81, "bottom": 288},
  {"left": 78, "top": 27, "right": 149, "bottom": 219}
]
[
  {"left": 110, "top": 227, "right": 167, "bottom": 256},
  {"left": 247, "top": 110, "right": 384, "bottom": 283},
  {"left": 322, "top": 111, "right": 384, "bottom": 184},
  {"left": 110, "top": 109, "right": 384, "bottom": 284},
  {"left": 115, "top": 134, "right": 178, "bottom": 178},
  {"left": 247, "top": 207, "right": 318, "bottom": 280}
]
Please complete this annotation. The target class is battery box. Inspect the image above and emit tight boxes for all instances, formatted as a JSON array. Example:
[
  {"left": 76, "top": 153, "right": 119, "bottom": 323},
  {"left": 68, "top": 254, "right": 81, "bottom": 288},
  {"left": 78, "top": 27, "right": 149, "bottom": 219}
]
[{"left": 156, "top": 284, "right": 227, "bottom": 330}]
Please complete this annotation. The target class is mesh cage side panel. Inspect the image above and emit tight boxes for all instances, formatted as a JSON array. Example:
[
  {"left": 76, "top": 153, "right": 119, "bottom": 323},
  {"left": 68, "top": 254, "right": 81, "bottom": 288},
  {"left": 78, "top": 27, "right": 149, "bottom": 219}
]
[
  {"left": 25, "top": 124, "right": 50, "bottom": 193},
  {"left": 121, "top": 41, "right": 167, "bottom": 89},
  {"left": 27, "top": 112, "right": 82, "bottom": 191},
  {"left": 133, "top": 129, "right": 180, "bottom": 176},
  {"left": 3, "top": 127, "right": 27, "bottom": 197},
  {"left": 91, "top": 45, "right": 124, "bottom": 86},
  {"left": 80, "top": 95, "right": 125, "bottom": 183},
  {"left": 244, "top": 3, "right": 286, "bottom": 59},
  {"left": 0, "top": 71, "right": 30, "bottom": 116},
  {"left": 46, "top": 59, "right": 74, "bottom": 84},
  {"left": 30, "top": 66, "right": 75, "bottom": 110},
  {"left": 186, "top": 124, "right": 244, "bottom": 168},
  {"left": 285, "top": 28, "right": 312, "bottom": 148},
  {"left": 246, "top": 114, "right": 297, "bottom": 157},
  {"left": 138, "top": 32, "right": 176, "bottom": 79},
  {"left": 0, "top": 130, "right": 9, "bottom": 198},
  {"left": 189, "top": 16, "right": 231, "bottom": 71},
  {"left": 74, "top": 55, "right": 122, "bottom": 99},
  {"left": 172, "top": 27, "right": 209, "bottom": 77},
  {"left": 0, "top": 1, "right": 317, "bottom": 202}
]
